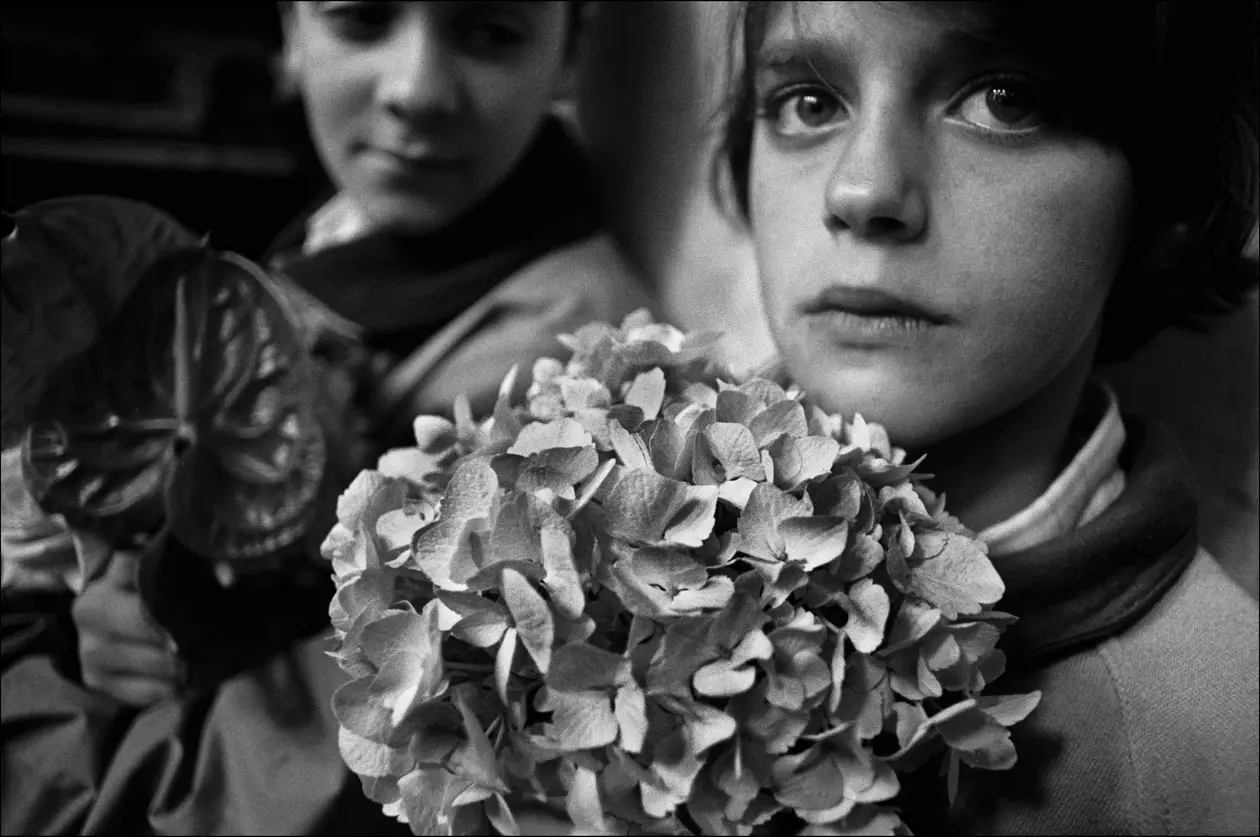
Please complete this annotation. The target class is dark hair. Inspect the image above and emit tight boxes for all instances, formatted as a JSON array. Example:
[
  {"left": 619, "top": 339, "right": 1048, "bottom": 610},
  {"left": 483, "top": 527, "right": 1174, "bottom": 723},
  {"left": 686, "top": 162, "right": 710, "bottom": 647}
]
[{"left": 715, "top": 1, "right": 1260, "bottom": 365}]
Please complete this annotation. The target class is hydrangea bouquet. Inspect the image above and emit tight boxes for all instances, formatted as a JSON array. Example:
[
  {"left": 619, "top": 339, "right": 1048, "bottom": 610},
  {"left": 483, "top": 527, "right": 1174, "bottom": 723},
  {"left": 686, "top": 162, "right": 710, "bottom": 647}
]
[{"left": 324, "top": 311, "right": 1040, "bottom": 836}]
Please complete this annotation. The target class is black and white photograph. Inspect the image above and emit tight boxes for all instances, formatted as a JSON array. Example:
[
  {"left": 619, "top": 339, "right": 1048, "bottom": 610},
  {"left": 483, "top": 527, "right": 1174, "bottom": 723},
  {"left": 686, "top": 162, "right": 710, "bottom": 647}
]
[{"left": 2, "top": 2, "right": 1257, "bottom": 835}]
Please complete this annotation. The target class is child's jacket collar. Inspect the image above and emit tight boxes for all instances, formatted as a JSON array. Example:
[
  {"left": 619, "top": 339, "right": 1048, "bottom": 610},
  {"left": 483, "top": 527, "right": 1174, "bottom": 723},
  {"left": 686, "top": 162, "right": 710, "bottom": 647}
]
[
  {"left": 979, "top": 382, "right": 1127, "bottom": 557},
  {"left": 996, "top": 416, "right": 1199, "bottom": 668}
]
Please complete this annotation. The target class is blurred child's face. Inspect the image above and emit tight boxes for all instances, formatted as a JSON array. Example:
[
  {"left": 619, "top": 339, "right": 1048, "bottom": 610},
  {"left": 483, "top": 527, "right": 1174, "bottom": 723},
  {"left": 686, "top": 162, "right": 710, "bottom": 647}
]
[
  {"left": 285, "top": 1, "right": 572, "bottom": 235},
  {"left": 749, "top": 3, "right": 1134, "bottom": 448}
]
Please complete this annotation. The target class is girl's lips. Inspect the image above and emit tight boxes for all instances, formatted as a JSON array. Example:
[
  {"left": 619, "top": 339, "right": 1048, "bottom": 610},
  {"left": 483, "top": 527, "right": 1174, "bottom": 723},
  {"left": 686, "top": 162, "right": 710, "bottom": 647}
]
[
  {"left": 803, "top": 286, "right": 952, "bottom": 324},
  {"left": 802, "top": 286, "right": 950, "bottom": 348}
]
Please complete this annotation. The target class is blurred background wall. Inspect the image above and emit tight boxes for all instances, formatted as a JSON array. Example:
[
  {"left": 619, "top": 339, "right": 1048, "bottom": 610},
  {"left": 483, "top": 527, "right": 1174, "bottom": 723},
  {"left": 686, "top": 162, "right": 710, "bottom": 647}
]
[{"left": 1, "top": 1, "right": 327, "bottom": 259}]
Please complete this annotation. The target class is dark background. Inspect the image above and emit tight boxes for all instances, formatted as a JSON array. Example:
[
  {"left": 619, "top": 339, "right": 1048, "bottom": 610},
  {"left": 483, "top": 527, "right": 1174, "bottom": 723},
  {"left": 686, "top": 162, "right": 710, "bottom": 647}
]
[{"left": 2, "top": 1, "right": 327, "bottom": 258}]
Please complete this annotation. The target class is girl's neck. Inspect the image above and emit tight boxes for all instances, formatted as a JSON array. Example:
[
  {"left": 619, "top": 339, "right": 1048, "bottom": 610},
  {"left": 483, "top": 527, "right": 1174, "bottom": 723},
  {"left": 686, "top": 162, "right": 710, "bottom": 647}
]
[{"left": 913, "top": 346, "right": 1098, "bottom": 535}]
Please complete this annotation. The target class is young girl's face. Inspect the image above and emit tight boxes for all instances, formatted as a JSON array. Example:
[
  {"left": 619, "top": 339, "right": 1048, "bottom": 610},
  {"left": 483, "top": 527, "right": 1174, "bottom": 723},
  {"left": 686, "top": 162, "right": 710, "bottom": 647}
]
[
  {"left": 750, "top": 2, "right": 1134, "bottom": 448},
  {"left": 285, "top": 1, "right": 572, "bottom": 235}
]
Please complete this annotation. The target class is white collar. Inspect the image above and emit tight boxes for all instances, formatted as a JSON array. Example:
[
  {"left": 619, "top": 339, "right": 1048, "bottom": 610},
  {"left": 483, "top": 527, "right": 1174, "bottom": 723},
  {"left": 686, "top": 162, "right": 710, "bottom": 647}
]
[{"left": 978, "top": 381, "right": 1127, "bottom": 558}]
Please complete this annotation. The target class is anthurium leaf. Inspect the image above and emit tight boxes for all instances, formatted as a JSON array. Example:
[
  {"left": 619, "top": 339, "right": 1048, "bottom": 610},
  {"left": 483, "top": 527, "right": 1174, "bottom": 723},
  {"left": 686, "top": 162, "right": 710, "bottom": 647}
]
[
  {"left": 615, "top": 682, "right": 649, "bottom": 754},
  {"left": 549, "top": 643, "right": 632, "bottom": 692},
  {"left": 779, "top": 516, "right": 849, "bottom": 570},
  {"left": 841, "top": 578, "right": 891, "bottom": 654},
  {"left": 509, "top": 417, "right": 593, "bottom": 458},
  {"left": 736, "top": 483, "right": 814, "bottom": 561},
  {"left": 537, "top": 688, "right": 619, "bottom": 751},
  {"left": 623, "top": 368, "right": 666, "bottom": 421},
  {"left": 502, "top": 567, "right": 554, "bottom": 674},
  {"left": 21, "top": 249, "right": 327, "bottom": 565},
  {"left": 902, "top": 531, "right": 1003, "bottom": 619}
]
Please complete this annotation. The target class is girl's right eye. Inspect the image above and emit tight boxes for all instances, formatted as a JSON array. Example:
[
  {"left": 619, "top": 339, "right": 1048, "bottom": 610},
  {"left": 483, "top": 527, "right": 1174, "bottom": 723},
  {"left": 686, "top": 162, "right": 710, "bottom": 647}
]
[{"left": 760, "top": 86, "right": 847, "bottom": 138}]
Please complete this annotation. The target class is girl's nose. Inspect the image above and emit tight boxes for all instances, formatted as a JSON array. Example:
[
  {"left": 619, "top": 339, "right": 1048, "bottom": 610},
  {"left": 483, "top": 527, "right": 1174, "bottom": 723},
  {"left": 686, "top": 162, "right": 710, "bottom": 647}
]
[
  {"left": 375, "top": 25, "right": 461, "bottom": 121},
  {"left": 822, "top": 117, "right": 927, "bottom": 243}
]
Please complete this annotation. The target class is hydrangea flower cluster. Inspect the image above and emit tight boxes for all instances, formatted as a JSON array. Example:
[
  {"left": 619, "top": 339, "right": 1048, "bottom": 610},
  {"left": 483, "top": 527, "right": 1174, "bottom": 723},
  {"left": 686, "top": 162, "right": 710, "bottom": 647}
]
[{"left": 324, "top": 311, "right": 1040, "bottom": 836}]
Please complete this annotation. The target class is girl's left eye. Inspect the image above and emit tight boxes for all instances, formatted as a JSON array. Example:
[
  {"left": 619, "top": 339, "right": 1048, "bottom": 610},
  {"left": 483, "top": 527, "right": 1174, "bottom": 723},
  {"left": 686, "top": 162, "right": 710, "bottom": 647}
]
[
  {"left": 763, "top": 87, "right": 847, "bottom": 137},
  {"left": 954, "top": 79, "right": 1048, "bottom": 133}
]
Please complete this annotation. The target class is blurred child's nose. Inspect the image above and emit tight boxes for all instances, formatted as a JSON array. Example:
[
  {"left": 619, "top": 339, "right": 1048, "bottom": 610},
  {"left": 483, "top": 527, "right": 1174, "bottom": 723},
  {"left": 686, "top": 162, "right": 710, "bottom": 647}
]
[
  {"left": 374, "top": 22, "right": 462, "bottom": 122},
  {"left": 823, "top": 115, "right": 926, "bottom": 243}
]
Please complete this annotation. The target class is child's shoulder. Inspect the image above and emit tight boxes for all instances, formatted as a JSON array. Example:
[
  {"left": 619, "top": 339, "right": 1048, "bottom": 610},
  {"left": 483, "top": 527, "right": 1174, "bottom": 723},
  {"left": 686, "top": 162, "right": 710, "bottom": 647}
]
[
  {"left": 496, "top": 231, "right": 656, "bottom": 323},
  {"left": 953, "top": 549, "right": 1257, "bottom": 835},
  {"left": 1045, "top": 548, "right": 1257, "bottom": 833}
]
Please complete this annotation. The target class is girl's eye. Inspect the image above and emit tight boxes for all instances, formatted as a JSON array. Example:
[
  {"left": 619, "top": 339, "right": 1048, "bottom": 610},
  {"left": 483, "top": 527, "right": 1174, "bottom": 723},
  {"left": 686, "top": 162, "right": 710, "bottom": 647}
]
[
  {"left": 955, "top": 79, "right": 1048, "bottom": 133},
  {"left": 459, "top": 18, "right": 528, "bottom": 54},
  {"left": 320, "top": 1, "right": 395, "bottom": 42},
  {"left": 764, "top": 87, "right": 846, "bottom": 137}
]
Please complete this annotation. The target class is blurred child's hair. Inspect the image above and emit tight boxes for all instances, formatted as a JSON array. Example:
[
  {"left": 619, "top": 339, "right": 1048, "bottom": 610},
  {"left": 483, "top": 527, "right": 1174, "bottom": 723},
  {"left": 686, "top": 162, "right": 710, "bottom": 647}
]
[{"left": 714, "top": 1, "right": 1260, "bottom": 364}]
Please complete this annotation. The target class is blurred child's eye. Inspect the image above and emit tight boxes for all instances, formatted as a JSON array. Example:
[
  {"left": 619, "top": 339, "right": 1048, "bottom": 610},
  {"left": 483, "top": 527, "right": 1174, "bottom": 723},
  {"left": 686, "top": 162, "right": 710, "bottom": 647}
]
[
  {"left": 455, "top": 8, "right": 532, "bottom": 56},
  {"left": 319, "top": 1, "right": 396, "bottom": 42},
  {"left": 761, "top": 86, "right": 847, "bottom": 137},
  {"left": 954, "top": 77, "right": 1048, "bottom": 135}
]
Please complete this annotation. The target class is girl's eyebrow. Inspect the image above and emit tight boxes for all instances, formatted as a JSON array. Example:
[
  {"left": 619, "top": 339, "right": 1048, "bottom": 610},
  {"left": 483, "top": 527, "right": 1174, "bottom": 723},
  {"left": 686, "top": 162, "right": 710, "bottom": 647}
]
[
  {"left": 755, "top": 26, "right": 1027, "bottom": 82},
  {"left": 755, "top": 35, "right": 853, "bottom": 81}
]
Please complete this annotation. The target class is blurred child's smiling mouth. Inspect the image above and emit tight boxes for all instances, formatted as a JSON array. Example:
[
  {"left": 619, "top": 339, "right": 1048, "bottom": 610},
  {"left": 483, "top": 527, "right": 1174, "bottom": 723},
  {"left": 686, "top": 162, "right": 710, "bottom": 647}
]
[
  {"left": 801, "top": 285, "right": 951, "bottom": 347},
  {"left": 357, "top": 142, "right": 469, "bottom": 180}
]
